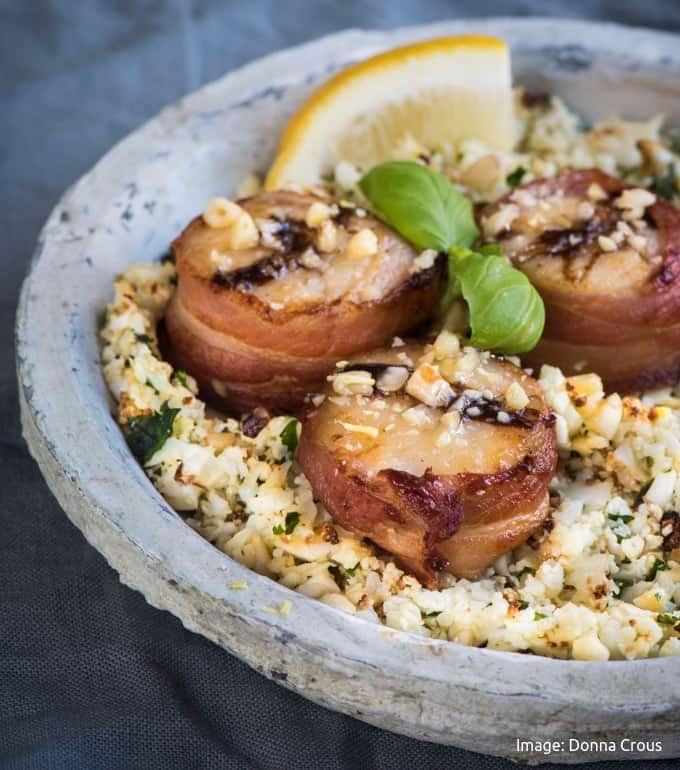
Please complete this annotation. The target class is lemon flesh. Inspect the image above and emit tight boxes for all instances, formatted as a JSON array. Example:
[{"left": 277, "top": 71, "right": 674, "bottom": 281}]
[{"left": 266, "top": 35, "right": 514, "bottom": 190}]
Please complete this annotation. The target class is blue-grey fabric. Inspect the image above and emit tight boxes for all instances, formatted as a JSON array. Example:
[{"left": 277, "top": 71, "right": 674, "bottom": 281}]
[{"left": 3, "top": 2, "right": 680, "bottom": 768}]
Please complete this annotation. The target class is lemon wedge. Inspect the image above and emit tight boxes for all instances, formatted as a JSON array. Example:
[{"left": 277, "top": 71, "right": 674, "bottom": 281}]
[{"left": 265, "top": 35, "right": 514, "bottom": 190}]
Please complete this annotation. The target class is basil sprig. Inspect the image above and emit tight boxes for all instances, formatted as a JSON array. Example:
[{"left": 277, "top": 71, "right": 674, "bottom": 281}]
[
  {"left": 359, "top": 161, "right": 545, "bottom": 354},
  {"left": 360, "top": 160, "right": 478, "bottom": 251}
]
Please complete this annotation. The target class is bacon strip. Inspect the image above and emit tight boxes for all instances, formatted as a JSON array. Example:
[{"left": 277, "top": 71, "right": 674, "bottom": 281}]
[
  {"left": 481, "top": 169, "right": 680, "bottom": 392},
  {"left": 166, "top": 191, "right": 444, "bottom": 414}
]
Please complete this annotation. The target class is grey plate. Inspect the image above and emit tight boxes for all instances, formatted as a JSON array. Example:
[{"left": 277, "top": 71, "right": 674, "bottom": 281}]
[{"left": 16, "top": 18, "right": 680, "bottom": 764}]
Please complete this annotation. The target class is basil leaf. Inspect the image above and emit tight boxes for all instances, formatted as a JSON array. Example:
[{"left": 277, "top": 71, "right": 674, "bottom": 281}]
[
  {"left": 360, "top": 161, "right": 545, "bottom": 354},
  {"left": 280, "top": 419, "right": 299, "bottom": 453},
  {"left": 126, "top": 401, "right": 179, "bottom": 465},
  {"left": 449, "top": 246, "right": 545, "bottom": 354},
  {"left": 359, "top": 161, "right": 478, "bottom": 251}
]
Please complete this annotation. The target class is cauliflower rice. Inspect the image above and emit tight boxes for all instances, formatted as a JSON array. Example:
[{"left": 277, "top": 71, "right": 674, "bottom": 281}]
[{"left": 100, "top": 93, "right": 680, "bottom": 660}]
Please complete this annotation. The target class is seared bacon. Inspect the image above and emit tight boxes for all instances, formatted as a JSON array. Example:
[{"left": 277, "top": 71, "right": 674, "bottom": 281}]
[
  {"left": 165, "top": 191, "right": 444, "bottom": 414},
  {"left": 298, "top": 339, "right": 557, "bottom": 585},
  {"left": 481, "top": 168, "right": 680, "bottom": 392}
]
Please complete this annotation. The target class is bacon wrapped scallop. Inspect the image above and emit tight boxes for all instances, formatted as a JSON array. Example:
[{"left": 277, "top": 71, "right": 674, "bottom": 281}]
[
  {"left": 480, "top": 168, "right": 680, "bottom": 392},
  {"left": 298, "top": 334, "right": 557, "bottom": 585},
  {"left": 165, "top": 191, "right": 445, "bottom": 414}
]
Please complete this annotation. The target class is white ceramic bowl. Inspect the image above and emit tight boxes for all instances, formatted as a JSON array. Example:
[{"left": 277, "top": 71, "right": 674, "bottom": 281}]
[{"left": 16, "top": 18, "right": 680, "bottom": 763}]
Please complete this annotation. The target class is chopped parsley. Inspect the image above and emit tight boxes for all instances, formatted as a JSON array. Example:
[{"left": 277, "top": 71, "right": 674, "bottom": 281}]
[
  {"left": 608, "top": 513, "right": 633, "bottom": 523},
  {"left": 135, "top": 332, "right": 154, "bottom": 345},
  {"left": 506, "top": 166, "right": 526, "bottom": 187},
  {"left": 280, "top": 419, "right": 299, "bottom": 453},
  {"left": 647, "top": 558, "right": 669, "bottom": 582},
  {"left": 173, "top": 370, "right": 188, "bottom": 387},
  {"left": 514, "top": 565, "right": 536, "bottom": 579},
  {"left": 273, "top": 511, "right": 300, "bottom": 536},
  {"left": 634, "top": 479, "right": 653, "bottom": 507},
  {"left": 518, "top": 600, "right": 529, "bottom": 610},
  {"left": 644, "top": 456, "right": 654, "bottom": 469},
  {"left": 125, "top": 401, "right": 179, "bottom": 464},
  {"left": 657, "top": 613, "right": 680, "bottom": 626},
  {"left": 534, "top": 611, "right": 547, "bottom": 621},
  {"left": 614, "top": 577, "right": 634, "bottom": 594}
]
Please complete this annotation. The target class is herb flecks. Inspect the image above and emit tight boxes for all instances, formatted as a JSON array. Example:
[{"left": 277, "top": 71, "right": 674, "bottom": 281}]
[
  {"left": 273, "top": 511, "right": 300, "bottom": 536},
  {"left": 506, "top": 166, "right": 526, "bottom": 188},
  {"left": 280, "top": 419, "right": 299, "bottom": 453},
  {"left": 125, "top": 401, "right": 179, "bottom": 464}
]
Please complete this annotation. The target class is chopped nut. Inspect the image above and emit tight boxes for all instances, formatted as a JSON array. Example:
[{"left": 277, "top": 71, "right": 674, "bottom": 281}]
[
  {"left": 205, "top": 432, "right": 236, "bottom": 451},
  {"left": 610, "top": 228, "right": 625, "bottom": 245},
  {"left": 331, "top": 370, "right": 375, "bottom": 396},
  {"left": 432, "top": 330, "right": 460, "bottom": 360},
  {"left": 460, "top": 154, "right": 500, "bottom": 192},
  {"left": 338, "top": 421, "right": 379, "bottom": 438},
  {"left": 203, "top": 197, "right": 242, "bottom": 229},
  {"left": 317, "top": 220, "right": 338, "bottom": 252},
  {"left": 405, "top": 364, "right": 454, "bottom": 408},
  {"left": 305, "top": 201, "right": 333, "bottom": 228},
  {"left": 299, "top": 247, "right": 323, "bottom": 270},
  {"left": 227, "top": 211, "right": 259, "bottom": 249},
  {"left": 598, "top": 235, "right": 617, "bottom": 252},
  {"left": 345, "top": 228, "right": 378, "bottom": 259},
  {"left": 615, "top": 188, "right": 656, "bottom": 211},
  {"left": 376, "top": 366, "right": 409, "bottom": 392},
  {"left": 627, "top": 233, "right": 647, "bottom": 253},
  {"left": 483, "top": 204, "right": 520, "bottom": 238},
  {"left": 505, "top": 381, "right": 529, "bottom": 411},
  {"left": 587, "top": 183, "right": 607, "bottom": 201},
  {"left": 440, "top": 409, "right": 462, "bottom": 430},
  {"left": 409, "top": 248, "right": 437, "bottom": 274}
]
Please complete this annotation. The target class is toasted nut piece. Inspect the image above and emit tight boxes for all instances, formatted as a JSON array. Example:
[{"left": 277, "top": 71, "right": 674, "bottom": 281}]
[
  {"left": 226, "top": 211, "right": 259, "bottom": 249},
  {"left": 587, "top": 183, "right": 607, "bottom": 201},
  {"left": 406, "top": 364, "right": 454, "bottom": 408},
  {"left": 376, "top": 366, "right": 409, "bottom": 392},
  {"left": 409, "top": 249, "right": 437, "bottom": 274},
  {"left": 205, "top": 432, "right": 236, "bottom": 451},
  {"left": 305, "top": 201, "right": 333, "bottom": 227},
  {"left": 615, "top": 188, "right": 656, "bottom": 211},
  {"left": 483, "top": 204, "right": 520, "bottom": 238},
  {"left": 432, "top": 330, "right": 461, "bottom": 360},
  {"left": 203, "top": 197, "right": 243, "bottom": 229},
  {"left": 345, "top": 228, "right": 378, "bottom": 259},
  {"left": 331, "top": 370, "right": 375, "bottom": 396},
  {"left": 505, "top": 381, "right": 529, "bottom": 410},
  {"left": 338, "top": 421, "right": 379, "bottom": 438},
  {"left": 597, "top": 235, "right": 617, "bottom": 252},
  {"left": 317, "top": 219, "right": 338, "bottom": 252},
  {"left": 460, "top": 154, "right": 500, "bottom": 192}
]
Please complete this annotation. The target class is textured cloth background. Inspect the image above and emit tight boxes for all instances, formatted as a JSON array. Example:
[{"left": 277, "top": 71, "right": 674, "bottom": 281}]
[{"left": 3, "top": 2, "right": 680, "bottom": 768}]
